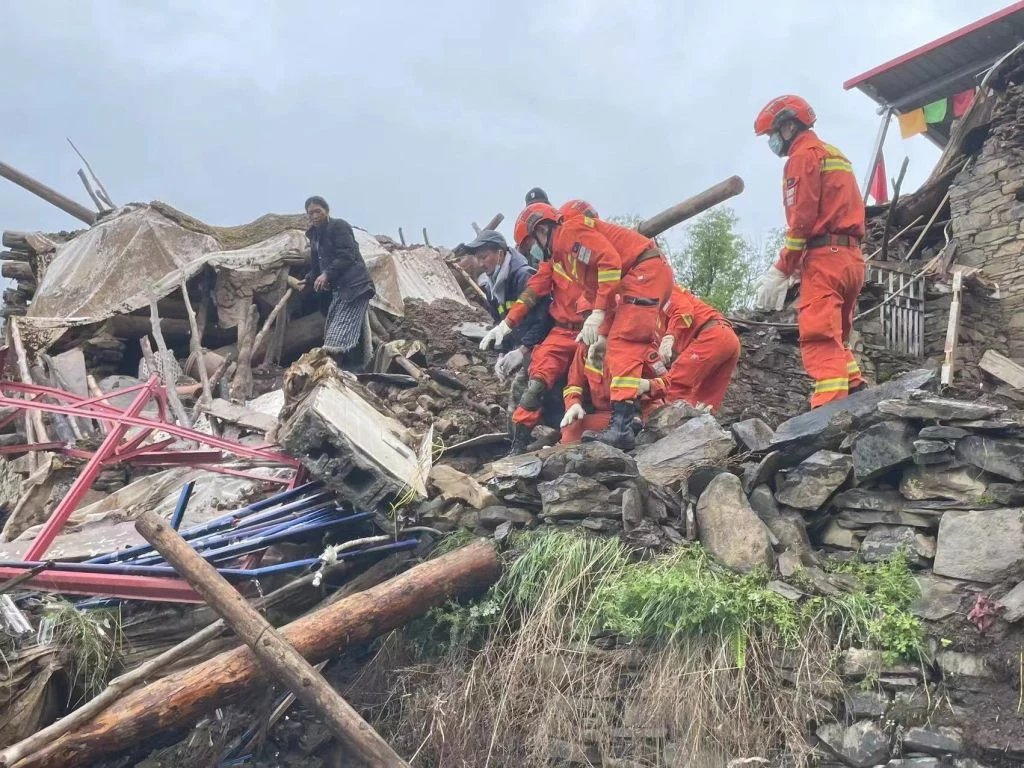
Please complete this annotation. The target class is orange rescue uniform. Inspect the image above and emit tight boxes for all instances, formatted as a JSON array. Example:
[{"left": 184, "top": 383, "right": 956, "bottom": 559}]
[
  {"left": 776, "top": 129, "right": 866, "bottom": 408},
  {"left": 504, "top": 260, "right": 584, "bottom": 428},
  {"left": 648, "top": 286, "right": 740, "bottom": 413},
  {"left": 551, "top": 216, "right": 674, "bottom": 402}
]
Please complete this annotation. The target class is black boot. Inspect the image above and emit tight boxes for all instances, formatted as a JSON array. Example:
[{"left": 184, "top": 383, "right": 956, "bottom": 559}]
[
  {"left": 507, "top": 423, "right": 533, "bottom": 456},
  {"left": 849, "top": 381, "right": 870, "bottom": 395},
  {"left": 582, "top": 401, "right": 637, "bottom": 451}
]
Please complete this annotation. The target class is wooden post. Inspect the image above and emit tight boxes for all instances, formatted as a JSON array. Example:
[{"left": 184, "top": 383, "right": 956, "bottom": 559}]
[
  {"left": 471, "top": 222, "right": 481, "bottom": 235},
  {"left": 9, "top": 319, "right": 49, "bottom": 449},
  {"left": 941, "top": 270, "right": 963, "bottom": 386},
  {"left": 76, "top": 169, "right": 105, "bottom": 212},
  {"left": 422, "top": 227, "right": 431, "bottom": 247},
  {"left": 637, "top": 176, "right": 744, "bottom": 238},
  {"left": 397, "top": 227, "right": 406, "bottom": 246},
  {"left": 482, "top": 213, "right": 504, "bottom": 231},
  {"left": 133, "top": 511, "right": 409, "bottom": 767},
  {"left": 66, "top": 138, "right": 115, "bottom": 208},
  {"left": 178, "top": 277, "right": 212, "bottom": 407},
  {"left": 0, "top": 160, "right": 97, "bottom": 225},
  {"left": 230, "top": 303, "right": 258, "bottom": 402},
  {"left": 879, "top": 157, "right": 910, "bottom": 263},
  {"left": 0, "top": 262, "right": 34, "bottom": 281},
  {"left": 147, "top": 300, "right": 192, "bottom": 427},
  {"left": 252, "top": 287, "right": 294, "bottom": 363}
]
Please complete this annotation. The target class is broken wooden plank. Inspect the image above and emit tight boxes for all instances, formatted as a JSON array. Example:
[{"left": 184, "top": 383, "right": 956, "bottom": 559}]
[
  {"left": 135, "top": 511, "right": 409, "bottom": 767},
  {"left": 20, "top": 540, "right": 500, "bottom": 768},
  {"left": 0, "top": 160, "right": 97, "bottom": 225},
  {"left": 940, "top": 271, "right": 963, "bottom": 386},
  {"left": 200, "top": 398, "right": 277, "bottom": 433},
  {"left": 980, "top": 349, "right": 1024, "bottom": 390}
]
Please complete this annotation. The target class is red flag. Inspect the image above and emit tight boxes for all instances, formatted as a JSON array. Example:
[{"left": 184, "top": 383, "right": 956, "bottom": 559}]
[
  {"left": 868, "top": 153, "right": 888, "bottom": 205},
  {"left": 952, "top": 89, "right": 975, "bottom": 118}
]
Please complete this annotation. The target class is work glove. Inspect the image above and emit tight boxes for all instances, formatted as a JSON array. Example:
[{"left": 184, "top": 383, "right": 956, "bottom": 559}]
[
  {"left": 637, "top": 379, "right": 652, "bottom": 395},
  {"left": 560, "top": 403, "right": 586, "bottom": 428},
  {"left": 754, "top": 266, "right": 790, "bottom": 311},
  {"left": 659, "top": 334, "right": 676, "bottom": 365},
  {"left": 479, "top": 320, "right": 512, "bottom": 351},
  {"left": 587, "top": 336, "right": 607, "bottom": 368},
  {"left": 494, "top": 347, "right": 525, "bottom": 380},
  {"left": 576, "top": 309, "right": 605, "bottom": 346}
]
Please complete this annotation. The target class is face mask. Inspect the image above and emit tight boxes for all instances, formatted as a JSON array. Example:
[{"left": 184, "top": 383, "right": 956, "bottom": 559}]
[
  {"left": 530, "top": 243, "right": 546, "bottom": 263},
  {"left": 768, "top": 131, "right": 791, "bottom": 157}
]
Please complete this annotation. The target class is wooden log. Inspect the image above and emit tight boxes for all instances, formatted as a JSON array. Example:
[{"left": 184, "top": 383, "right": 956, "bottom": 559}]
[
  {"left": 9, "top": 319, "right": 49, "bottom": 448},
  {"left": 76, "top": 169, "right": 105, "bottom": 213},
  {"left": 637, "top": 175, "right": 745, "bottom": 238},
  {"left": 0, "top": 249, "right": 31, "bottom": 262},
  {"left": 2, "top": 232, "right": 36, "bottom": 251},
  {"left": 67, "top": 138, "right": 115, "bottom": 208},
  {"left": 148, "top": 300, "right": 192, "bottom": 428},
  {"left": 19, "top": 540, "right": 499, "bottom": 768},
  {"left": 252, "top": 287, "right": 293, "bottom": 364},
  {"left": 0, "top": 262, "right": 33, "bottom": 281},
  {"left": 134, "top": 512, "right": 408, "bottom": 767},
  {"left": 230, "top": 303, "right": 258, "bottom": 402},
  {"left": 105, "top": 314, "right": 191, "bottom": 339},
  {"left": 0, "top": 161, "right": 97, "bottom": 225},
  {"left": 980, "top": 349, "right": 1024, "bottom": 390},
  {"left": 178, "top": 277, "right": 211, "bottom": 407},
  {"left": 482, "top": 213, "right": 504, "bottom": 231}
]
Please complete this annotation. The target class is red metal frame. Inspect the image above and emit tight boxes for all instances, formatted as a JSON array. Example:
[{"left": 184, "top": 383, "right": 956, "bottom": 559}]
[
  {"left": 0, "top": 376, "right": 303, "bottom": 601},
  {"left": 844, "top": 1, "right": 1024, "bottom": 90}
]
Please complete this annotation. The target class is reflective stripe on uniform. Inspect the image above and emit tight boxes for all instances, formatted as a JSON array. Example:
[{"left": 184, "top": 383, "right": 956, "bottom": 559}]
[
  {"left": 784, "top": 235, "right": 806, "bottom": 250},
  {"left": 584, "top": 363, "right": 603, "bottom": 377},
  {"left": 813, "top": 377, "right": 849, "bottom": 394},
  {"left": 553, "top": 263, "right": 571, "bottom": 281},
  {"left": 821, "top": 144, "right": 854, "bottom": 175},
  {"left": 563, "top": 385, "right": 584, "bottom": 399},
  {"left": 597, "top": 269, "right": 621, "bottom": 283},
  {"left": 847, "top": 360, "right": 862, "bottom": 375},
  {"left": 610, "top": 376, "right": 644, "bottom": 389}
]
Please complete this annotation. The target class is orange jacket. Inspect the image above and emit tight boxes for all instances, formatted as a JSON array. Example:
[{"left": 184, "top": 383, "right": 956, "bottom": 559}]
[
  {"left": 504, "top": 260, "right": 585, "bottom": 328},
  {"left": 563, "top": 345, "right": 611, "bottom": 412},
  {"left": 551, "top": 217, "right": 659, "bottom": 311},
  {"left": 665, "top": 286, "right": 724, "bottom": 353},
  {"left": 775, "top": 130, "right": 866, "bottom": 275}
]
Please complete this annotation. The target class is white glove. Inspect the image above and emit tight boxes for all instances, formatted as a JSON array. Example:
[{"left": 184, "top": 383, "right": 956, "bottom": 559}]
[
  {"left": 587, "top": 336, "right": 607, "bottom": 368},
  {"left": 479, "top": 320, "right": 512, "bottom": 351},
  {"left": 659, "top": 335, "right": 675, "bottom": 365},
  {"left": 560, "top": 403, "right": 586, "bottom": 428},
  {"left": 637, "top": 379, "right": 651, "bottom": 395},
  {"left": 494, "top": 347, "right": 524, "bottom": 380},
  {"left": 754, "top": 266, "right": 790, "bottom": 311},
  {"left": 576, "top": 310, "right": 605, "bottom": 346}
]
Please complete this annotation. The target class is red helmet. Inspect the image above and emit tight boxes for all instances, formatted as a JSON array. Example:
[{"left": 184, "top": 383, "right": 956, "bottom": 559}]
[
  {"left": 558, "top": 199, "right": 599, "bottom": 220},
  {"left": 514, "top": 202, "right": 560, "bottom": 249},
  {"left": 754, "top": 95, "right": 816, "bottom": 136}
]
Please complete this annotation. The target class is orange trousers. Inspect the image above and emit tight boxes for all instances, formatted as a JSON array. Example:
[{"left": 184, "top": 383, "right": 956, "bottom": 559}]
[
  {"left": 559, "top": 398, "right": 663, "bottom": 444},
  {"left": 512, "top": 326, "right": 580, "bottom": 428},
  {"left": 663, "top": 322, "right": 740, "bottom": 413},
  {"left": 797, "top": 247, "right": 866, "bottom": 408},
  {"left": 604, "top": 258, "right": 675, "bottom": 402}
]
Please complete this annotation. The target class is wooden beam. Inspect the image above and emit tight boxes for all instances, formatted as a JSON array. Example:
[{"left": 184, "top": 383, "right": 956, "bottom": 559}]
[
  {"left": 0, "top": 262, "right": 33, "bottom": 282},
  {"left": 134, "top": 511, "right": 409, "bottom": 767},
  {"left": 20, "top": 540, "right": 500, "bottom": 768},
  {"left": 482, "top": 213, "right": 504, "bottom": 231},
  {"left": 637, "top": 176, "right": 744, "bottom": 238},
  {"left": 940, "top": 270, "right": 963, "bottom": 386},
  {"left": 0, "top": 161, "right": 97, "bottom": 225},
  {"left": 980, "top": 349, "right": 1024, "bottom": 390}
]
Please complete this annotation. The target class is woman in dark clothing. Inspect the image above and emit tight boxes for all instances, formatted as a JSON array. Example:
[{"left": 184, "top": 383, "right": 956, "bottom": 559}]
[{"left": 304, "top": 196, "right": 375, "bottom": 368}]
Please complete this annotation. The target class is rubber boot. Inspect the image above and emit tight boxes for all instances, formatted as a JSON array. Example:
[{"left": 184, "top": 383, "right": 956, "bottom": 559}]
[
  {"left": 582, "top": 401, "right": 637, "bottom": 451},
  {"left": 507, "top": 423, "right": 533, "bottom": 456}
]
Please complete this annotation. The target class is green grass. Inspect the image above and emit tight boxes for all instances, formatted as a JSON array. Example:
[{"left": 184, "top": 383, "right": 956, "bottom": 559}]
[{"left": 38, "top": 599, "right": 123, "bottom": 703}]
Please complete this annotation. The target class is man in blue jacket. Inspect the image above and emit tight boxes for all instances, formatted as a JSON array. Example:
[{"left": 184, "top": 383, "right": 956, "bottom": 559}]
[{"left": 304, "top": 195, "right": 375, "bottom": 369}]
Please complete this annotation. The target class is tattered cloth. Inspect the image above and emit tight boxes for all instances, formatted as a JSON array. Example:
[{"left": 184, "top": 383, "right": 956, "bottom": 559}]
[{"left": 324, "top": 290, "right": 372, "bottom": 352}]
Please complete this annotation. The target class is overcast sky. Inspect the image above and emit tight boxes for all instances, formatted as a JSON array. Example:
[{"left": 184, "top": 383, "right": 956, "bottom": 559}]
[{"left": 0, "top": 1, "right": 1011, "bottom": 252}]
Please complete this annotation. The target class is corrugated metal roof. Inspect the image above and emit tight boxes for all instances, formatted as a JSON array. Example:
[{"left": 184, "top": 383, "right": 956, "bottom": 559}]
[{"left": 845, "top": 2, "right": 1024, "bottom": 145}]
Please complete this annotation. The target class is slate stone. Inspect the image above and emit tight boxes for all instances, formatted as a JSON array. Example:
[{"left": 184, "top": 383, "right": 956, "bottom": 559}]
[
  {"left": 836, "top": 509, "right": 936, "bottom": 529},
  {"left": 938, "top": 652, "right": 994, "bottom": 681},
  {"left": 914, "top": 439, "right": 950, "bottom": 454},
  {"left": 892, "top": 688, "right": 933, "bottom": 720},
  {"left": 911, "top": 574, "right": 965, "bottom": 621},
  {"left": 996, "top": 580, "right": 1024, "bottom": 621},
  {"left": 853, "top": 421, "right": 917, "bottom": 481},
  {"left": 955, "top": 435, "right": 1024, "bottom": 482},
  {"left": 774, "top": 450, "right": 853, "bottom": 511},
  {"left": 747, "top": 484, "right": 779, "bottom": 521},
  {"left": 815, "top": 720, "right": 891, "bottom": 768},
  {"left": 766, "top": 510, "right": 818, "bottom": 564},
  {"left": 731, "top": 417, "right": 775, "bottom": 452},
  {"left": 635, "top": 414, "right": 735, "bottom": 487},
  {"left": 845, "top": 689, "right": 890, "bottom": 718},
  {"left": 860, "top": 526, "right": 935, "bottom": 564},
  {"left": 841, "top": 648, "right": 920, "bottom": 677},
  {"left": 538, "top": 474, "right": 620, "bottom": 520},
  {"left": 687, "top": 465, "right": 731, "bottom": 498},
  {"left": 833, "top": 488, "right": 907, "bottom": 512},
  {"left": 478, "top": 506, "right": 537, "bottom": 529},
  {"left": 989, "top": 483, "right": 1024, "bottom": 506},
  {"left": 919, "top": 425, "right": 970, "bottom": 440},
  {"left": 885, "top": 759, "right": 940, "bottom": 768},
  {"left": 695, "top": 473, "right": 774, "bottom": 572},
  {"left": 877, "top": 395, "right": 1006, "bottom": 421},
  {"left": 770, "top": 368, "right": 933, "bottom": 450},
  {"left": 822, "top": 520, "right": 860, "bottom": 549},
  {"left": 902, "top": 726, "right": 964, "bottom": 756},
  {"left": 912, "top": 450, "right": 955, "bottom": 466},
  {"left": 743, "top": 450, "right": 782, "bottom": 494},
  {"left": 933, "top": 508, "right": 1024, "bottom": 582},
  {"left": 621, "top": 485, "right": 645, "bottom": 529},
  {"left": 540, "top": 441, "right": 637, "bottom": 481},
  {"left": 900, "top": 465, "right": 988, "bottom": 502},
  {"left": 637, "top": 401, "right": 703, "bottom": 444}
]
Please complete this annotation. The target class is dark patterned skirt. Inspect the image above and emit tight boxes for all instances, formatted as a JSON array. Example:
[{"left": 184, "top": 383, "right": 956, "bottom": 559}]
[{"left": 323, "top": 291, "right": 372, "bottom": 354}]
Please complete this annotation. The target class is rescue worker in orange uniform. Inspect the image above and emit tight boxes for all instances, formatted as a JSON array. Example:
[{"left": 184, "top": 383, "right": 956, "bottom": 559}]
[
  {"left": 643, "top": 285, "right": 740, "bottom": 413},
  {"left": 483, "top": 202, "right": 674, "bottom": 450},
  {"left": 753, "top": 95, "right": 867, "bottom": 408}
]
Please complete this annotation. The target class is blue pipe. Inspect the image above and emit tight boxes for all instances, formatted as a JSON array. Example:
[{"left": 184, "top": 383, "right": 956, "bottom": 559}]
[{"left": 170, "top": 481, "right": 195, "bottom": 531}]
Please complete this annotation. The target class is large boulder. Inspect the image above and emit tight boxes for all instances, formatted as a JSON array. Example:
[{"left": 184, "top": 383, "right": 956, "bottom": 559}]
[
  {"left": 731, "top": 418, "right": 775, "bottom": 452},
  {"left": 539, "top": 441, "right": 637, "bottom": 480},
  {"left": 955, "top": 436, "right": 1024, "bottom": 482},
  {"left": 634, "top": 414, "right": 735, "bottom": 487},
  {"left": 900, "top": 465, "right": 988, "bottom": 503},
  {"left": 695, "top": 473, "right": 774, "bottom": 572},
  {"left": 774, "top": 450, "right": 852, "bottom": 511},
  {"left": 933, "top": 508, "right": 1024, "bottom": 582},
  {"left": 538, "top": 474, "right": 620, "bottom": 520},
  {"left": 852, "top": 420, "right": 916, "bottom": 482}
]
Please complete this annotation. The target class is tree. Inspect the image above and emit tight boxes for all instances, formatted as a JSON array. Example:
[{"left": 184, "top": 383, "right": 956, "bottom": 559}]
[{"left": 670, "top": 207, "right": 754, "bottom": 313}]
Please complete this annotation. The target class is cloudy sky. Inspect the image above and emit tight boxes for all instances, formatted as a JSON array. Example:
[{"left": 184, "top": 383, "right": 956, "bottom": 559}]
[{"left": 0, "top": 1, "right": 1012, "bottom": 252}]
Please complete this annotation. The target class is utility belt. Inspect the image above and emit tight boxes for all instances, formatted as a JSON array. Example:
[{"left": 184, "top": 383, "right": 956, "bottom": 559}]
[
  {"left": 806, "top": 234, "right": 861, "bottom": 250},
  {"left": 633, "top": 247, "right": 663, "bottom": 266},
  {"left": 554, "top": 319, "right": 584, "bottom": 331}
]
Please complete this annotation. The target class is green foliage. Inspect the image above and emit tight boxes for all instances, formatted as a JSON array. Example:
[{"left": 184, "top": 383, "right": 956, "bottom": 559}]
[
  {"left": 670, "top": 208, "right": 756, "bottom": 313},
  {"left": 423, "top": 530, "right": 924, "bottom": 664},
  {"left": 38, "top": 599, "right": 123, "bottom": 703}
]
